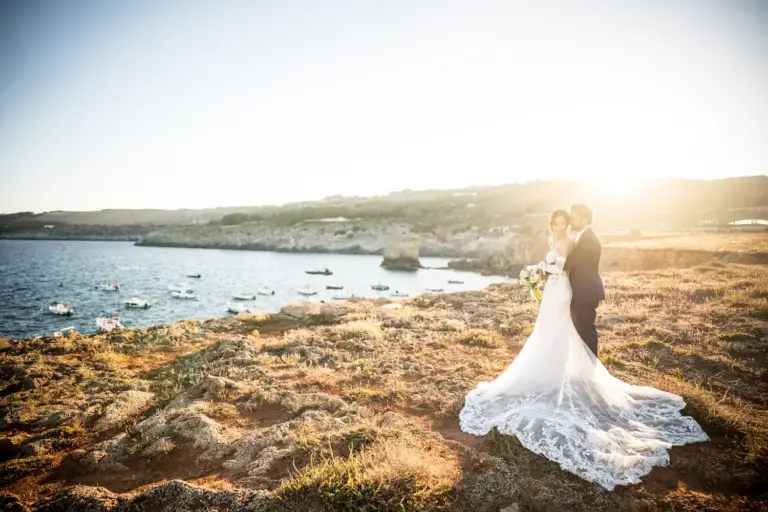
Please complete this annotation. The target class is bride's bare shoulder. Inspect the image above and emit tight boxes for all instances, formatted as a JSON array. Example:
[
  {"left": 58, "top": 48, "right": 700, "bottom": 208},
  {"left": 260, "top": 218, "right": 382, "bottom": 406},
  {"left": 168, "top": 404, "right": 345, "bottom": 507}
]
[{"left": 558, "top": 238, "right": 576, "bottom": 256}]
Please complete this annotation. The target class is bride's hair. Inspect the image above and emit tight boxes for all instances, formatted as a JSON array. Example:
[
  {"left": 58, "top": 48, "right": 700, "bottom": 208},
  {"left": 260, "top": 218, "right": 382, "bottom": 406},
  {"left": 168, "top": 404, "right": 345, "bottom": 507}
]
[{"left": 549, "top": 209, "right": 570, "bottom": 248}]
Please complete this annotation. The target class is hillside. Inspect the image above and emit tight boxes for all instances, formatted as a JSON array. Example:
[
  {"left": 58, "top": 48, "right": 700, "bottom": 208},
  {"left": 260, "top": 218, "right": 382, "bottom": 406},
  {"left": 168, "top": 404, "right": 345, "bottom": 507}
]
[
  {"left": 3, "top": 176, "right": 767, "bottom": 238},
  {"left": 1, "top": 261, "right": 766, "bottom": 511}
]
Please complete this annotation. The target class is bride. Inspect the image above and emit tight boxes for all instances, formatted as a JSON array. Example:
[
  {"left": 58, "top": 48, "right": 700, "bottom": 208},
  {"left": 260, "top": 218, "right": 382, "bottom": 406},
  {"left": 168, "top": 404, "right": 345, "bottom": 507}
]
[{"left": 459, "top": 209, "right": 708, "bottom": 490}]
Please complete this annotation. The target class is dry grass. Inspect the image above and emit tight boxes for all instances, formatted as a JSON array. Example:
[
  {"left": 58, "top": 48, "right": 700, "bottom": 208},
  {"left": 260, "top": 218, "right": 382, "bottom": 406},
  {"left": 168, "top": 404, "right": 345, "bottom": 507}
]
[
  {"left": 453, "top": 328, "right": 505, "bottom": 348},
  {"left": 278, "top": 438, "right": 459, "bottom": 511},
  {"left": 606, "top": 232, "right": 768, "bottom": 252}
]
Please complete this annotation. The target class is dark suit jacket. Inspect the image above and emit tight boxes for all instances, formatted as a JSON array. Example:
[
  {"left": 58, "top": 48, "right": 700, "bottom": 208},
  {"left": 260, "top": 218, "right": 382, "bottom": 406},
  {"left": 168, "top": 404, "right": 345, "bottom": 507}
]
[{"left": 563, "top": 228, "right": 605, "bottom": 305}]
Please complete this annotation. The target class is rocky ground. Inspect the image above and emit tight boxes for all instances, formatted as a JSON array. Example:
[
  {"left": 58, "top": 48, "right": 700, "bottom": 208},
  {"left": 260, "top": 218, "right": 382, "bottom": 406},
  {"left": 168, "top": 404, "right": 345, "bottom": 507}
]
[{"left": 1, "top": 262, "right": 767, "bottom": 511}]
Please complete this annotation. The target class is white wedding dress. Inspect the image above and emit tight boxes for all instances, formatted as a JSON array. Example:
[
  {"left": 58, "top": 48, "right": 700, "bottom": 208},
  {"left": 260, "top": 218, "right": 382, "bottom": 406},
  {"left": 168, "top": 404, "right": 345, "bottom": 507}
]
[{"left": 459, "top": 247, "right": 708, "bottom": 490}]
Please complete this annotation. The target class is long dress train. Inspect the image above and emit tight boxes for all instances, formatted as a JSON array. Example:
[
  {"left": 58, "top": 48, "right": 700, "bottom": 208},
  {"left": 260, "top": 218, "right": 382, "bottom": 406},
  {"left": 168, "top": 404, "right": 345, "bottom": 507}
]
[{"left": 459, "top": 250, "right": 708, "bottom": 490}]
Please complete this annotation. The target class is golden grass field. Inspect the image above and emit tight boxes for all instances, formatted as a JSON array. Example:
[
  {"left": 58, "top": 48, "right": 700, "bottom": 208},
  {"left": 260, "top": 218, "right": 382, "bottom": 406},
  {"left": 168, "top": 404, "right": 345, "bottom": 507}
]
[
  {"left": 606, "top": 232, "right": 768, "bottom": 253},
  {"left": 1, "top": 234, "right": 767, "bottom": 511}
]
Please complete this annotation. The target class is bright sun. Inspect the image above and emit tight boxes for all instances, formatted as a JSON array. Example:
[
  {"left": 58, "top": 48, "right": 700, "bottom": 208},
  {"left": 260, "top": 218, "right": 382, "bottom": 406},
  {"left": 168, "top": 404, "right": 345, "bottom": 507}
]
[{"left": 589, "top": 176, "right": 646, "bottom": 196}]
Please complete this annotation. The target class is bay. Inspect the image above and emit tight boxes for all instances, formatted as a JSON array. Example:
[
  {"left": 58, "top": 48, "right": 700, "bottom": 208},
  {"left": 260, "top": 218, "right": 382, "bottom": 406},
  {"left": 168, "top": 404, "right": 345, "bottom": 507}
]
[{"left": 0, "top": 240, "right": 507, "bottom": 339}]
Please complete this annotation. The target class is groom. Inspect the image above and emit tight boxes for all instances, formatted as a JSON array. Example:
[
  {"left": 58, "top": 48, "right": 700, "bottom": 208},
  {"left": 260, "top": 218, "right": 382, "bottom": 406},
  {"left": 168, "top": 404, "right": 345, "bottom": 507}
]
[{"left": 563, "top": 204, "right": 605, "bottom": 356}]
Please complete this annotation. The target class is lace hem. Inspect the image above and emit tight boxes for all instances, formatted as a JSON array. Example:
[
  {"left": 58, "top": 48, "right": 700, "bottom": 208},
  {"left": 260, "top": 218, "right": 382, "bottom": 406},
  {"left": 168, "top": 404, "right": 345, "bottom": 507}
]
[{"left": 459, "top": 384, "right": 709, "bottom": 490}]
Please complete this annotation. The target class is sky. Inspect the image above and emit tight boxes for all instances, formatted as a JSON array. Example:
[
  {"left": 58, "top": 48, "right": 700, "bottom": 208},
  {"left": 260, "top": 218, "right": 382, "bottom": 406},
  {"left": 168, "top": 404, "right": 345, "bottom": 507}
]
[{"left": 0, "top": 0, "right": 766, "bottom": 213}]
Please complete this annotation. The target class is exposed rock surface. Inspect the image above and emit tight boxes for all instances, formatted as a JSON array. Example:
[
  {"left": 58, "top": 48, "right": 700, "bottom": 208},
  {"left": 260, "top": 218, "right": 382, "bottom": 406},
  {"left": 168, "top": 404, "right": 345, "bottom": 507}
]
[
  {"left": 137, "top": 221, "right": 513, "bottom": 258},
  {"left": 93, "top": 390, "right": 155, "bottom": 432}
]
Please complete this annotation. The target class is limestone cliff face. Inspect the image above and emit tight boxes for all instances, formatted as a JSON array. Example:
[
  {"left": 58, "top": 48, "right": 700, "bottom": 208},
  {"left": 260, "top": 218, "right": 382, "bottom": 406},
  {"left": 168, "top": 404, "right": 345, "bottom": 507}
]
[
  {"left": 137, "top": 221, "right": 516, "bottom": 259},
  {"left": 448, "top": 234, "right": 550, "bottom": 275}
]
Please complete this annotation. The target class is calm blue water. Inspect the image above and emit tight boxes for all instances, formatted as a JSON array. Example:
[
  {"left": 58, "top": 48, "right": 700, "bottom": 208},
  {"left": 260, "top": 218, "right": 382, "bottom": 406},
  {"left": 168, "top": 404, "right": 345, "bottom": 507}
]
[{"left": 0, "top": 240, "right": 506, "bottom": 339}]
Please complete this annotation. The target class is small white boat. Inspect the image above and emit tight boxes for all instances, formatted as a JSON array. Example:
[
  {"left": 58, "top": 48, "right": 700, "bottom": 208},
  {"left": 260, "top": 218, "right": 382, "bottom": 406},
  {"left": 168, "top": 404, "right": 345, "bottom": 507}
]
[
  {"left": 168, "top": 284, "right": 194, "bottom": 293},
  {"left": 97, "top": 315, "right": 122, "bottom": 332},
  {"left": 391, "top": 290, "right": 410, "bottom": 297},
  {"left": 54, "top": 326, "right": 76, "bottom": 338},
  {"left": 332, "top": 292, "right": 354, "bottom": 300},
  {"left": 227, "top": 303, "right": 257, "bottom": 314},
  {"left": 124, "top": 297, "right": 152, "bottom": 309},
  {"left": 232, "top": 293, "right": 256, "bottom": 301},
  {"left": 257, "top": 287, "right": 274, "bottom": 296},
  {"left": 49, "top": 301, "right": 73, "bottom": 316},
  {"left": 371, "top": 284, "right": 390, "bottom": 291},
  {"left": 99, "top": 283, "right": 121, "bottom": 292},
  {"left": 425, "top": 288, "right": 444, "bottom": 293},
  {"left": 298, "top": 287, "right": 317, "bottom": 296},
  {"left": 305, "top": 268, "right": 333, "bottom": 276},
  {"left": 171, "top": 290, "right": 197, "bottom": 300}
]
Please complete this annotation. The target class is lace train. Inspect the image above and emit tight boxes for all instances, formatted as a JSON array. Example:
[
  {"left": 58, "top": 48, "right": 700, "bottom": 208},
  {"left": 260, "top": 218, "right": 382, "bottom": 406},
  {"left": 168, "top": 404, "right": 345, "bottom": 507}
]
[{"left": 459, "top": 272, "right": 708, "bottom": 490}]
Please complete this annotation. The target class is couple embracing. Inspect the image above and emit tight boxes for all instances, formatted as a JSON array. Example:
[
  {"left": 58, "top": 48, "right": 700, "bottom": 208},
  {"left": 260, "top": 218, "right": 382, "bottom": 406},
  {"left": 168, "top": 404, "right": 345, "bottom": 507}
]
[{"left": 459, "top": 204, "right": 708, "bottom": 491}]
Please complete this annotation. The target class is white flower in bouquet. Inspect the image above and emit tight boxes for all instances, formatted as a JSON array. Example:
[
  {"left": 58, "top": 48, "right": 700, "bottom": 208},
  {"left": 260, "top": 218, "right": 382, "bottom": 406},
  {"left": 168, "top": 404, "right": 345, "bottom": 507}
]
[{"left": 519, "top": 264, "right": 545, "bottom": 301}]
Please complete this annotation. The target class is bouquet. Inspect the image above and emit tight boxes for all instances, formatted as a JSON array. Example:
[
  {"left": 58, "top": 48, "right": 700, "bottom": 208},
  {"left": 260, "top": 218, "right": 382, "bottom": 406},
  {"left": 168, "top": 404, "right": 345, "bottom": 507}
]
[{"left": 519, "top": 264, "right": 546, "bottom": 301}]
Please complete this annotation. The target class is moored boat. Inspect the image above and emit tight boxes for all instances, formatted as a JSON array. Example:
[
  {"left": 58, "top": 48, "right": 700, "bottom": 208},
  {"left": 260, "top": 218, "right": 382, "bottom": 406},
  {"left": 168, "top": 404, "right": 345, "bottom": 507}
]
[
  {"left": 326, "top": 285, "right": 344, "bottom": 290},
  {"left": 97, "top": 315, "right": 123, "bottom": 332},
  {"left": 171, "top": 290, "right": 197, "bottom": 300},
  {"left": 233, "top": 293, "right": 256, "bottom": 301},
  {"left": 298, "top": 286, "right": 317, "bottom": 296},
  {"left": 54, "top": 326, "right": 76, "bottom": 337},
  {"left": 227, "top": 303, "right": 257, "bottom": 314},
  {"left": 306, "top": 268, "right": 333, "bottom": 276},
  {"left": 371, "top": 284, "right": 390, "bottom": 291},
  {"left": 49, "top": 301, "right": 73, "bottom": 316},
  {"left": 448, "top": 280, "right": 464, "bottom": 284},
  {"left": 124, "top": 297, "right": 152, "bottom": 309},
  {"left": 99, "top": 283, "right": 121, "bottom": 292}
]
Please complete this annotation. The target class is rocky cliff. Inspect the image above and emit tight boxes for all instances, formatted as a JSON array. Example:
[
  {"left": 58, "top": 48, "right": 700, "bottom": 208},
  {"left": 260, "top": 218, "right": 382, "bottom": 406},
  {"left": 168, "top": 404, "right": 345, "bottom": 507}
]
[{"left": 137, "top": 221, "right": 513, "bottom": 259}]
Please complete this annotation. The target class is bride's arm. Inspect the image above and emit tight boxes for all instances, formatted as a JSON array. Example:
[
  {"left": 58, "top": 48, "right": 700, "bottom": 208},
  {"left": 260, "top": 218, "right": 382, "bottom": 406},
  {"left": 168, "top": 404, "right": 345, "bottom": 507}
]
[{"left": 539, "top": 240, "right": 572, "bottom": 274}]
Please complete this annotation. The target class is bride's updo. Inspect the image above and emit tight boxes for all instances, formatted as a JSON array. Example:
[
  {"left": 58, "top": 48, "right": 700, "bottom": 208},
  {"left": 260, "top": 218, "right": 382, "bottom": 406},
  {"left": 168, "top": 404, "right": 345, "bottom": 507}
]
[{"left": 549, "top": 209, "right": 570, "bottom": 248}]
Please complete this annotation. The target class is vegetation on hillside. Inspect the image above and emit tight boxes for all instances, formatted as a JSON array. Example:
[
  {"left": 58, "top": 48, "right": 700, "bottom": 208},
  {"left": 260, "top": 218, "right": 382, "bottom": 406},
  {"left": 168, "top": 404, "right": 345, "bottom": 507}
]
[{"left": 3, "top": 176, "right": 767, "bottom": 237}]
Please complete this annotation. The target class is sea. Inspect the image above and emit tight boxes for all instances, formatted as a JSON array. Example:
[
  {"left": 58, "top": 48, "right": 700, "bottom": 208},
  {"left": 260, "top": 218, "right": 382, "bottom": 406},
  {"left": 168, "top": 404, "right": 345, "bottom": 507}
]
[{"left": 0, "top": 240, "right": 507, "bottom": 340}]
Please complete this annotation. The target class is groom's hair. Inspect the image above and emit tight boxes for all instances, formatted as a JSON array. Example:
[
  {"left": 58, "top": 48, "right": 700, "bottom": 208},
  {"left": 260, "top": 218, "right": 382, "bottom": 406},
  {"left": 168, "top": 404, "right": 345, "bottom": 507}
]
[{"left": 571, "top": 203, "right": 593, "bottom": 224}]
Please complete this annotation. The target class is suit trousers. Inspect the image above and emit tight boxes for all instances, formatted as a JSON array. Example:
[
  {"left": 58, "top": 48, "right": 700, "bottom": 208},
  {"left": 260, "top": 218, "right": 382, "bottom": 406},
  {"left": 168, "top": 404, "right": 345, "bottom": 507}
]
[{"left": 571, "top": 302, "right": 599, "bottom": 357}]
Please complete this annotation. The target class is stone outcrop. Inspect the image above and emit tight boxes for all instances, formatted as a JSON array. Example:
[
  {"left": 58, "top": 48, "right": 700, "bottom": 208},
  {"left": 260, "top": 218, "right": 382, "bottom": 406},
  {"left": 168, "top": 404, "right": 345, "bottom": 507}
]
[
  {"left": 93, "top": 390, "right": 155, "bottom": 432},
  {"left": 380, "top": 235, "right": 422, "bottom": 270}
]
